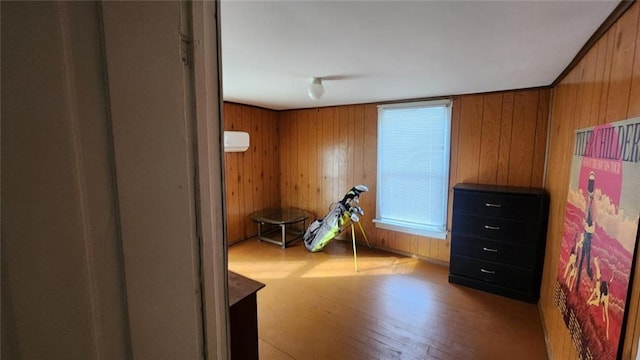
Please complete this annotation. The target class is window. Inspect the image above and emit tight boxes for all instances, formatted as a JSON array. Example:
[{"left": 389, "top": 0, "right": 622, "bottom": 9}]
[{"left": 374, "top": 100, "right": 451, "bottom": 239}]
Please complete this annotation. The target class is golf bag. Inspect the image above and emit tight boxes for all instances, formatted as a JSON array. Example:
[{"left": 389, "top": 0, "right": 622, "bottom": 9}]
[{"left": 303, "top": 185, "right": 369, "bottom": 252}]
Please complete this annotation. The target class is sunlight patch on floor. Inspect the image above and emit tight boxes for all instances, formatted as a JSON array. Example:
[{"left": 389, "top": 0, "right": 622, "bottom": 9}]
[
  {"left": 229, "top": 255, "right": 420, "bottom": 279},
  {"left": 228, "top": 260, "right": 308, "bottom": 279},
  {"left": 301, "top": 256, "right": 419, "bottom": 278}
]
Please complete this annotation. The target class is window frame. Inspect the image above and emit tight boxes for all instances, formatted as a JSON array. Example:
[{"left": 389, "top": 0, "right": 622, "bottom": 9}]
[{"left": 373, "top": 99, "right": 452, "bottom": 240}]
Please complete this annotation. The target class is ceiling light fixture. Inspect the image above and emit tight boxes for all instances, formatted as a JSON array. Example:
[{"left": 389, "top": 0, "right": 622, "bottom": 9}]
[{"left": 308, "top": 77, "right": 324, "bottom": 100}]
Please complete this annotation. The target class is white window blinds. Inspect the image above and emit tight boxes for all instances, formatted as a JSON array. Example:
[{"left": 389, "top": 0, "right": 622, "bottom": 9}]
[{"left": 375, "top": 100, "right": 451, "bottom": 239}]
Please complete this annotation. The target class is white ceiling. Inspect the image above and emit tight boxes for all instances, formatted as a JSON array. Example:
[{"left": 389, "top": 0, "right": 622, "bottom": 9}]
[{"left": 220, "top": 0, "right": 620, "bottom": 111}]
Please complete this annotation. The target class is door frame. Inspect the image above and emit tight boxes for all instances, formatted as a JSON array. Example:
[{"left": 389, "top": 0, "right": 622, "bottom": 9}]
[{"left": 190, "top": 1, "right": 230, "bottom": 358}]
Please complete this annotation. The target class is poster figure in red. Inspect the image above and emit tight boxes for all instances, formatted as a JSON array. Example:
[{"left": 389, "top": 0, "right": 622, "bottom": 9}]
[{"left": 556, "top": 117, "right": 640, "bottom": 360}]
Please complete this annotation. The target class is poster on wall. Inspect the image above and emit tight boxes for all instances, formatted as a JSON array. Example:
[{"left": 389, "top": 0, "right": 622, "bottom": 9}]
[{"left": 556, "top": 117, "right": 640, "bottom": 360}]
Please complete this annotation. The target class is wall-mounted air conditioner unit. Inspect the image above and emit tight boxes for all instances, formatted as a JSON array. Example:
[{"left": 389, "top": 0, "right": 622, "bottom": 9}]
[{"left": 223, "top": 131, "right": 250, "bottom": 152}]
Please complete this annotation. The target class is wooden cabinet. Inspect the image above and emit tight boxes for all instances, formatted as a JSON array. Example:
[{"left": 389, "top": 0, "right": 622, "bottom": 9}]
[
  {"left": 229, "top": 271, "right": 265, "bottom": 359},
  {"left": 449, "top": 183, "right": 549, "bottom": 303}
]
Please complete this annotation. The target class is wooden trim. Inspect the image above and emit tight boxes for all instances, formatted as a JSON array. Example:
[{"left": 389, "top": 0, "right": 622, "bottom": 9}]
[
  {"left": 223, "top": 100, "right": 281, "bottom": 112},
  {"left": 278, "top": 85, "right": 552, "bottom": 112},
  {"left": 537, "top": 304, "right": 555, "bottom": 360},
  {"left": 552, "top": 0, "right": 636, "bottom": 87},
  {"left": 191, "top": 1, "right": 230, "bottom": 359}
]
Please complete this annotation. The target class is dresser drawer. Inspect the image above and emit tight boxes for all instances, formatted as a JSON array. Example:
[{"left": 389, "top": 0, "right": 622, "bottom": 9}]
[
  {"left": 451, "top": 213, "right": 539, "bottom": 245},
  {"left": 450, "top": 235, "right": 537, "bottom": 269},
  {"left": 449, "top": 255, "right": 535, "bottom": 291},
  {"left": 453, "top": 190, "right": 542, "bottom": 221}
]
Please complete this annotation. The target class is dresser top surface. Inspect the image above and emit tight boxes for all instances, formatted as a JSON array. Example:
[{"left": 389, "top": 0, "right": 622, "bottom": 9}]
[{"left": 454, "top": 183, "right": 546, "bottom": 196}]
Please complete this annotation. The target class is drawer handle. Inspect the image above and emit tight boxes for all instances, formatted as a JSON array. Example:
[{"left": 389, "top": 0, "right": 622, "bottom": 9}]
[
  {"left": 482, "top": 247, "right": 498, "bottom": 253},
  {"left": 480, "top": 268, "right": 496, "bottom": 274},
  {"left": 485, "top": 203, "right": 502, "bottom": 208},
  {"left": 484, "top": 225, "right": 501, "bottom": 230}
]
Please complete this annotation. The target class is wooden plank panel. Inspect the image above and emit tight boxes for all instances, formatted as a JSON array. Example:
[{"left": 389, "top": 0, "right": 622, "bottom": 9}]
[
  {"left": 410, "top": 234, "right": 430, "bottom": 258},
  {"left": 429, "top": 236, "right": 441, "bottom": 261},
  {"left": 377, "top": 228, "right": 395, "bottom": 249},
  {"left": 353, "top": 105, "right": 366, "bottom": 189},
  {"left": 477, "top": 93, "right": 503, "bottom": 185},
  {"left": 347, "top": 106, "right": 356, "bottom": 189},
  {"left": 269, "top": 111, "right": 279, "bottom": 208},
  {"left": 314, "top": 109, "right": 324, "bottom": 219},
  {"left": 589, "top": 35, "right": 610, "bottom": 126},
  {"left": 449, "top": 97, "right": 461, "bottom": 191},
  {"left": 507, "top": 90, "right": 539, "bottom": 187},
  {"left": 240, "top": 106, "right": 254, "bottom": 239},
  {"left": 548, "top": 71, "right": 579, "bottom": 281},
  {"left": 317, "top": 109, "right": 331, "bottom": 211},
  {"left": 224, "top": 166, "right": 239, "bottom": 241},
  {"left": 437, "top": 237, "right": 450, "bottom": 262},
  {"left": 225, "top": 104, "right": 242, "bottom": 243},
  {"left": 288, "top": 111, "right": 297, "bottom": 209},
  {"left": 417, "top": 236, "right": 431, "bottom": 259},
  {"left": 497, "top": 92, "right": 515, "bottom": 185},
  {"left": 232, "top": 104, "right": 245, "bottom": 243},
  {"left": 268, "top": 111, "right": 278, "bottom": 205},
  {"left": 628, "top": 8, "right": 640, "bottom": 118},
  {"left": 261, "top": 109, "right": 271, "bottom": 210},
  {"left": 284, "top": 111, "right": 293, "bottom": 209},
  {"left": 539, "top": 85, "right": 565, "bottom": 312},
  {"left": 306, "top": 109, "right": 318, "bottom": 218},
  {"left": 409, "top": 234, "right": 419, "bottom": 256},
  {"left": 571, "top": 61, "right": 588, "bottom": 130},
  {"left": 278, "top": 110, "right": 287, "bottom": 208},
  {"left": 598, "top": 30, "right": 616, "bottom": 124},
  {"left": 252, "top": 109, "right": 264, "bottom": 217},
  {"left": 321, "top": 107, "right": 334, "bottom": 213},
  {"left": 333, "top": 107, "right": 342, "bottom": 204},
  {"left": 538, "top": 83, "right": 566, "bottom": 334},
  {"left": 291, "top": 111, "right": 300, "bottom": 208},
  {"left": 605, "top": 4, "right": 639, "bottom": 123},
  {"left": 394, "top": 232, "right": 412, "bottom": 254},
  {"left": 362, "top": 104, "right": 378, "bottom": 243},
  {"left": 298, "top": 110, "right": 310, "bottom": 210},
  {"left": 578, "top": 49, "right": 597, "bottom": 129},
  {"left": 279, "top": 111, "right": 290, "bottom": 208},
  {"left": 531, "top": 89, "right": 550, "bottom": 188},
  {"left": 337, "top": 106, "right": 349, "bottom": 196},
  {"left": 456, "top": 95, "right": 483, "bottom": 184}
]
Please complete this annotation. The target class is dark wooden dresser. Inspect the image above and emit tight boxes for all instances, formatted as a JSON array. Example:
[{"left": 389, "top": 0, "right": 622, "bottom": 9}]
[
  {"left": 449, "top": 183, "right": 549, "bottom": 303},
  {"left": 229, "top": 271, "right": 265, "bottom": 359}
]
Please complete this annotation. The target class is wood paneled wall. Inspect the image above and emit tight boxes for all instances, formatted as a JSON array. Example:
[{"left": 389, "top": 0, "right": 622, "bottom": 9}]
[
  {"left": 541, "top": 3, "right": 640, "bottom": 359},
  {"left": 223, "top": 103, "right": 280, "bottom": 244},
  {"left": 278, "top": 105, "right": 380, "bottom": 253},
  {"left": 278, "top": 89, "right": 549, "bottom": 262}
]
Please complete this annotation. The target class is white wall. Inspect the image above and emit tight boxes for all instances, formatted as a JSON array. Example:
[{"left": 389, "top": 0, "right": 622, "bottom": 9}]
[{"left": 1, "top": 2, "right": 130, "bottom": 358}]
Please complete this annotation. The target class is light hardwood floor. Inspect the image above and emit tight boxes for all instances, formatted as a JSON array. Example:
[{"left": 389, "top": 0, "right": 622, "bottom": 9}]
[{"left": 228, "top": 238, "right": 548, "bottom": 360}]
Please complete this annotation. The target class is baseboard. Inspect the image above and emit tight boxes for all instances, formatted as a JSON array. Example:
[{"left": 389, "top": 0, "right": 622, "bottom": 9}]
[{"left": 537, "top": 303, "right": 554, "bottom": 360}]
